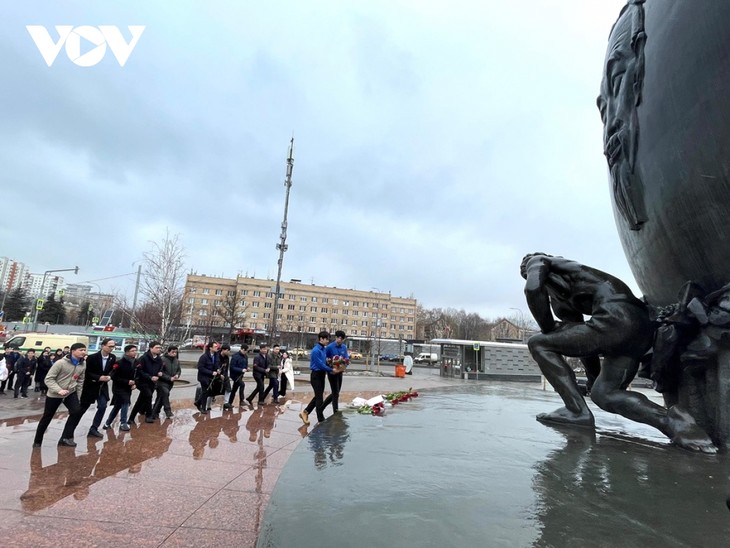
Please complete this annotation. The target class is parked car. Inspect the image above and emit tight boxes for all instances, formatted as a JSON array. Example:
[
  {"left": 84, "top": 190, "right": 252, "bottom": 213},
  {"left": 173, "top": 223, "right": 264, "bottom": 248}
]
[
  {"left": 379, "top": 354, "right": 397, "bottom": 362},
  {"left": 291, "top": 347, "right": 309, "bottom": 359},
  {"left": 349, "top": 350, "right": 363, "bottom": 360}
]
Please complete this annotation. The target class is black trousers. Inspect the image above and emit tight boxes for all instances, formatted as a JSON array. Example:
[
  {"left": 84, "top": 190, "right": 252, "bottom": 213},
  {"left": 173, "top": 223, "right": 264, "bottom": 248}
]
[
  {"left": 152, "top": 382, "right": 173, "bottom": 416},
  {"left": 228, "top": 377, "right": 246, "bottom": 406},
  {"left": 279, "top": 375, "right": 289, "bottom": 396},
  {"left": 34, "top": 392, "right": 81, "bottom": 443},
  {"left": 262, "top": 377, "right": 279, "bottom": 401},
  {"left": 246, "top": 375, "right": 266, "bottom": 403},
  {"left": 323, "top": 372, "right": 343, "bottom": 412},
  {"left": 75, "top": 391, "right": 109, "bottom": 431},
  {"left": 130, "top": 382, "right": 155, "bottom": 420},
  {"left": 304, "top": 370, "right": 328, "bottom": 421},
  {"left": 195, "top": 381, "right": 210, "bottom": 409},
  {"left": 14, "top": 372, "right": 30, "bottom": 397}
]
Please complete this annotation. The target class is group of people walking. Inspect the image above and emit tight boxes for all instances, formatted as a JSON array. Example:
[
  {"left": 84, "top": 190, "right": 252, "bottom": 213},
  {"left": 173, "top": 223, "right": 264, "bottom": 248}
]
[
  {"left": 4, "top": 330, "right": 354, "bottom": 448},
  {"left": 194, "top": 341, "right": 296, "bottom": 413},
  {"left": 0, "top": 345, "right": 68, "bottom": 398},
  {"left": 27, "top": 338, "right": 181, "bottom": 448}
]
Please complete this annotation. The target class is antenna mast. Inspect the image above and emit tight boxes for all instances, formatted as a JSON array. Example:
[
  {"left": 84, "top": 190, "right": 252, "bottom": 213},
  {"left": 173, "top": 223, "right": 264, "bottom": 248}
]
[{"left": 271, "top": 137, "right": 294, "bottom": 343}]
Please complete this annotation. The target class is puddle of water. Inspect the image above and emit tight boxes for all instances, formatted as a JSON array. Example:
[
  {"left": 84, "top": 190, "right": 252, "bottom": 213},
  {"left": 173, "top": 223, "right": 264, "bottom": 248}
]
[{"left": 258, "top": 384, "right": 730, "bottom": 547}]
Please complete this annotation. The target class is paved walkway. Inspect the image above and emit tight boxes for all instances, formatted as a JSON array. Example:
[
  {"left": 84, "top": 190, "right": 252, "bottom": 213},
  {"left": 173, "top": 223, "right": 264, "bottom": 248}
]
[{"left": 0, "top": 366, "right": 460, "bottom": 547}]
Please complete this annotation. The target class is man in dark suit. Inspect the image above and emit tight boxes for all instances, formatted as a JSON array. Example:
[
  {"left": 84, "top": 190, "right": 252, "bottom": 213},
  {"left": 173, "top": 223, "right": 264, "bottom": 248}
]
[{"left": 75, "top": 338, "right": 117, "bottom": 438}]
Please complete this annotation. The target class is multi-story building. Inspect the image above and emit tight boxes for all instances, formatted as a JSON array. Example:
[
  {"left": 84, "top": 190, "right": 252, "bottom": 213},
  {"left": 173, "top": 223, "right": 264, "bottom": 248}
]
[
  {"left": 182, "top": 274, "right": 417, "bottom": 345},
  {"left": 22, "top": 273, "right": 65, "bottom": 298},
  {"left": 0, "top": 257, "right": 28, "bottom": 293}
]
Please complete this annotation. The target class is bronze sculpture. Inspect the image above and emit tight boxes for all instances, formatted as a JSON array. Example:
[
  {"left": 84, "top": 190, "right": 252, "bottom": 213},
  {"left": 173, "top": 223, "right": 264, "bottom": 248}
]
[{"left": 521, "top": 253, "right": 716, "bottom": 453}]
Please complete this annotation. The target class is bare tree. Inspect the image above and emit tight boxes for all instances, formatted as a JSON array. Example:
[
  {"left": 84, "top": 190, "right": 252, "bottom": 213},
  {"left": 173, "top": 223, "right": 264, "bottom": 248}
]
[
  {"left": 216, "top": 290, "right": 249, "bottom": 342},
  {"left": 139, "top": 230, "right": 186, "bottom": 342}
]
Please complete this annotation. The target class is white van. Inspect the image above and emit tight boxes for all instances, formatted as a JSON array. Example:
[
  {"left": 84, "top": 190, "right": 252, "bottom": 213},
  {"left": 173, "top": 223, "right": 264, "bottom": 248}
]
[
  {"left": 415, "top": 352, "right": 439, "bottom": 364},
  {"left": 5, "top": 333, "right": 89, "bottom": 352}
]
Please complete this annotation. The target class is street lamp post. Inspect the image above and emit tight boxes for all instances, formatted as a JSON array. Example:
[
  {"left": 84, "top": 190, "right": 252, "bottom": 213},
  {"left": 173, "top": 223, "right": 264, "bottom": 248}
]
[{"left": 32, "top": 266, "right": 79, "bottom": 331}]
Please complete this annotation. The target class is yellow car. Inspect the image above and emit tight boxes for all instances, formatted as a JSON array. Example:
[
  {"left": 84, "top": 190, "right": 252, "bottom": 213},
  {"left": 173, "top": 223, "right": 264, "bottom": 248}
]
[{"left": 348, "top": 351, "right": 363, "bottom": 360}]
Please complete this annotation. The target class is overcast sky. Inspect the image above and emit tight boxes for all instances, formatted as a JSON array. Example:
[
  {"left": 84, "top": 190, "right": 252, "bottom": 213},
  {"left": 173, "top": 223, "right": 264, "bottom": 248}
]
[{"left": 1, "top": 0, "right": 631, "bottom": 320}]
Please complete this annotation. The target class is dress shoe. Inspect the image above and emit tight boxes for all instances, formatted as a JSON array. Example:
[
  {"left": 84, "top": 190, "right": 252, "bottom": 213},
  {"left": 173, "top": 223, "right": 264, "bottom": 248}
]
[
  {"left": 299, "top": 410, "right": 310, "bottom": 425},
  {"left": 200, "top": 409, "right": 209, "bottom": 415},
  {"left": 145, "top": 417, "right": 155, "bottom": 423},
  {"left": 223, "top": 403, "right": 232, "bottom": 410},
  {"left": 165, "top": 412, "right": 174, "bottom": 419},
  {"left": 88, "top": 428, "right": 103, "bottom": 438},
  {"left": 102, "top": 423, "right": 111, "bottom": 430},
  {"left": 120, "top": 423, "right": 130, "bottom": 431},
  {"left": 58, "top": 438, "right": 77, "bottom": 447}
]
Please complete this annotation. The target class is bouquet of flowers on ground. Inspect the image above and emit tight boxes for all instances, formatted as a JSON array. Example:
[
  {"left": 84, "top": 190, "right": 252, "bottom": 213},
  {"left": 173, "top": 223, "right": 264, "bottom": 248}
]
[
  {"left": 384, "top": 388, "right": 419, "bottom": 406},
  {"left": 354, "top": 389, "right": 419, "bottom": 415},
  {"left": 329, "top": 355, "right": 350, "bottom": 371}
]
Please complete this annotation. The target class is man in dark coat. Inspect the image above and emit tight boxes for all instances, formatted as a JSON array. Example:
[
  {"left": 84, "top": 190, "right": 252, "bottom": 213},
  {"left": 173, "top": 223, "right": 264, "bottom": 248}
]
[
  {"left": 227, "top": 344, "right": 249, "bottom": 408},
  {"left": 14, "top": 349, "right": 37, "bottom": 398},
  {"left": 76, "top": 338, "right": 117, "bottom": 437},
  {"left": 104, "top": 344, "right": 137, "bottom": 431},
  {"left": 195, "top": 341, "right": 220, "bottom": 414},
  {"left": 129, "top": 341, "right": 163, "bottom": 424},
  {"left": 246, "top": 344, "right": 270, "bottom": 406},
  {"left": 151, "top": 345, "right": 181, "bottom": 419}
]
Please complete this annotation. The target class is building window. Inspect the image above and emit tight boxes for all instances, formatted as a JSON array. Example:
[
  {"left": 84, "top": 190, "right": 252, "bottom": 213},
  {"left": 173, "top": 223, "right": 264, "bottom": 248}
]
[
  {"left": 227, "top": 290, "right": 235, "bottom": 296},
  {"left": 342, "top": 319, "right": 348, "bottom": 325},
  {"left": 312, "top": 296, "right": 317, "bottom": 303},
  {"left": 308, "top": 326, "right": 316, "bottom": 333},
  {"left": 287, "top": 314, "right": 294, "bottom": 320},
  {"left": 251, "top": 312, "right": 258, "bottom": 319},
  {"left": 264, "top": 313, "right": 271, "bottom": 319},
  {"left": 198, "top": 310, "right": 207, "bottom": 316},
  {"left": 301, "top": 296, "right": 307, "bottom": 302},
  {"left": 253, "top": 291, "right": 261, "bottom": 297},
  {"left": 266, "top": 292, "right": 274, "bottom": 298},
  {"left": 187, "top": 298, "right": 194, "bottom": 304},
  {"left": 321, "top": 307, "right": 328, "bottom": 313},
  {"left": 344, "top": 300, "right": 350, "bottom": 306},
  {"left": 215, "top": 289, "right": 223, "bottom": 296},
  {"left": 353, "top": 301, "right": 359, "bottom": 307},
  {"left": 310, "top": 316, "right": 316, "bottom": 323},
  {"left": 264, "top": 303, "right": 272, "bottom": 308},
  {"left": 252, "top": 302, "right": 260, "bottom": 308},
  {"left": 201, "top": 299, "right": 208, "bottom": 305},
  {"left": 332, "top": 298, "right": 338, "bottom": 305},
  {"left": 373, "top": 303, "right": 379, "bottom": 309},
  {"left": 190, "top": 287, "right": 197, "bottom": 293},
  {"left": 362, "top": 321, "right": 368, "bottom": 326},
  {"left": 363, "top": 311, "right": 368, "bottom": 317},
  {"left": 202, "top": 288, "right": 210, "bottom": 295},
  {"left": 299, "top": 305, "right": 306, "bottom": 311},
  {"left": 322, "top": 298, "right": 329, "bottom": 304},
  {"left": 240, "top": 289, "right": 248, "bottom": 296},
  {"left": 240, "top": 300, "right": 247, "bottom": 307},
  {"left": 352, "top": 311, "right": 359, "bottom": 316},
  {"left": 277, "top": 303, "right": 283, "bottom": 309},
  {"left": 288, "top": 304, "right": 295, "bottom": 310},
  {"left": 214, "top": 300, "right": 222, "bottom": 306},
  {"left": 310, "top": 306, "right": 317, "bottom": 312}
]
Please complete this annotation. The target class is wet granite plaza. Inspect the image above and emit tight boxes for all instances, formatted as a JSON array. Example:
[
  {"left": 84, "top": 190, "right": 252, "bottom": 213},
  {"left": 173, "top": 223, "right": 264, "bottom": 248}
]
[{"left": 1, "top": 373, "right": 728, "bottom": 547}]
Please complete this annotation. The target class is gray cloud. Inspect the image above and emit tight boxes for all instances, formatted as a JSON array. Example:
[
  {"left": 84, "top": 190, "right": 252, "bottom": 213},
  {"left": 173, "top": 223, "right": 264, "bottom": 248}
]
[{"left": 0, "top": 0, "right": 633, "bottom": 320}]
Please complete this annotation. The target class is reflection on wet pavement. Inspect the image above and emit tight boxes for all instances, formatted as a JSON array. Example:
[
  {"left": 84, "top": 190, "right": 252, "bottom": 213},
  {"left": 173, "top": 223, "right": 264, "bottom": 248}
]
[
  {"left": 260, "top": 385, "right": 730, "bottom": 548},
  {"left": 0, "top": 398, "right": 306, "bottom": 547},
  {"left": 2, "top": 383, "right": 730, "bottom": 547}
]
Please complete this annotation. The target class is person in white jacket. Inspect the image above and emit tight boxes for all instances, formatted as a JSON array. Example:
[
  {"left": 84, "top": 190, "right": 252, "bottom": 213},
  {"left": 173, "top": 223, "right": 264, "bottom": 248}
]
[{"left": 279, "top": 351, "right": 295, "bottom": 397}]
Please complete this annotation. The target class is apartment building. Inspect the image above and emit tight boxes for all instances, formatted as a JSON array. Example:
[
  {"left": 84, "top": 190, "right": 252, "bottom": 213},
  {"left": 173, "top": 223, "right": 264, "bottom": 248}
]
[
  {"left": 183, "top": 274, "right": 417, "bottom": 342},
  {"left": 0, "top": 257, "right": 28, "bottom": 292},
  {"left": 22, "top": 273, "right": 65, "bottom": 298}
]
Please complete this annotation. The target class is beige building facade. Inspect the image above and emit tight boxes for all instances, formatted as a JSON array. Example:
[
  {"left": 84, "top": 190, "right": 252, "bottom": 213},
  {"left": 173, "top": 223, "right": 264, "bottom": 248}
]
[{"left": 183, "top": 274, "right": 417, "bottom": 343}]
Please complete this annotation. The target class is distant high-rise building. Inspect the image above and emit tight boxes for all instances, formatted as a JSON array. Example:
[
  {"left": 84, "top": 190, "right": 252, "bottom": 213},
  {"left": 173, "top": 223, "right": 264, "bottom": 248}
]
[
  {"left": 0, "top": 257, "right": 28, "bottom": 293},
  {"left": 22, "top": 273, "right": 65, "bottom": 298}
]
